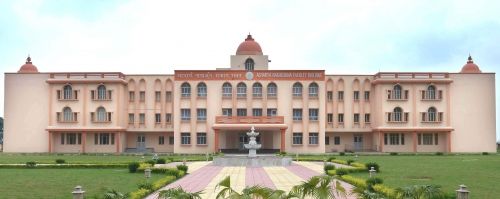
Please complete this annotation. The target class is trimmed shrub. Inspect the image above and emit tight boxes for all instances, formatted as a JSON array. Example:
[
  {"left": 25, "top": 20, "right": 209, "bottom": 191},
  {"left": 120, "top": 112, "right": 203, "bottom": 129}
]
[
  {"left": 339, "top": 152, "right": 345, "bottom": 156},
  {"left": 482, "top": 152, "right": 489, "bottom": 155},
  {"left": 1, "top": 164, "right": 127, "bottom": 169},
  {"left": 365, "top": 162, "right": 380, "bottom": 172},
  {"left": 145, "top": 160, "right": 156, "bottom": 166},
  {"left": 176, "top": 165, "right": 188, "bottom": 173},
  {"left": 390, "top": 152, "right": 398, "bottom": 156},
  {"left": 165, "top": 169, "right": 181, "bottom": 178},
  {"left": 156, "top": 158, "right": 166, "bottom": 164},
  {"left": 335, "top": 168, "right": 349, "bottom": 176},
  {"left": 55, "top": 159, "right": 66, "bottom": 164},
  {"left": 327, "top": 156, "right": 336, "bottom": 162},
  {"left": 129, "top": 188, "right": 150, "bottom": 199},
  {"left": 26, "top": 161, "right": 37, "bottom": 168},
  {"left": 152, "top": 176, "right": 176, "bottom": 190},
  {"left": 340, "top": 175, "right": 367, "bottom": 189},
  {"left": 366, "top": 177, "right": 384, "bottom": 190},
  {"left": 372, "top": 184, "right": 396, "bottom": 198},
  {"left": 351, "top": 162, "right": 366, "bottom": 169},
  {"left": 332, "top": 159, "right": 348, "bottom": 165},
  {"left": 327, "top": 170, "right": 336, "bottom": 176},
  {"left": 128, "top": 162, "right": 140, "bottom": 173},
  {"left": 346, "top": 159, "right": 354, "bottom": 165},
  {"left": 137, "top": 182, "right": 153, "bottom": 190},
  {"left": 435, "top": 152, "right": 444, "bottom": 156},
  {"left": 167, "top": 157, "right": 174, "bottom": 162},
  {"left": 324, "top": 164, "right": 335, "bottom": 174}
]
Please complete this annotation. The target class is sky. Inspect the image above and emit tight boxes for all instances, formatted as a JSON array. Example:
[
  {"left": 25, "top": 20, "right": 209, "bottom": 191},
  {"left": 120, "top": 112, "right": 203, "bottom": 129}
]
[{"left": 0, "top": 0, "right": 498, "bottom": 140}]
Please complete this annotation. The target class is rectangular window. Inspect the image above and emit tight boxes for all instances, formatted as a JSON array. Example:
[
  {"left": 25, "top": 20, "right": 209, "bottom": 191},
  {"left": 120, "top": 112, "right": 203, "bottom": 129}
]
[
  {"left": 181, "top": 109, "right": 191, "bottom": 121},
  {"left": 237, "top": 108, "right": 247, "bottom": 116},
  {"left": 129, "top": 91, "right": 135, "bottom": 102},
  {"left": 237, "top": 86, "right": 247, "bottom": 97},
  {"left": 139, "top": 91, "right": 146, "bottom": 102},
  {"left": 252, "top": 108, "right": 262, "bottom": 116},
  {"left": 197, "top": 109, "right": 207, "bottom": 121},
  {"left": 418, "top": 134, "right": 422, "bottom": 145},
  {"left": 354, "top": 113, "right": 360, "bottom": 123},
  {"left": 181, "top": 133, "right": 191, "bottom": 145},
  {"left": 334, "top": 136, "right": 341, "bottom": 145},
  {"left": 155, "top": 91, "right": 161, "bottom": 102},
  {"left": 139, "top": 113, "right": 145, "bottom": 124},
  {"left": 293, "top": 109, "right": 303, "bottom": 121},
  {"left": 309, "top": 133, "right": 319, "bottom": 145},
  {"left": 155, "top": 113, "right": 161, "bottom": 123},
  {"left": 325, "top": 136, "right": 330, "bottom": 145},
  {"left": 309, "top": 86, "right": 318, "bottom": 97},
  {"left": 197, "top": 133, "right": 207, "bottom": 145},
  {"left": 169, "top": 136, "right": 174, "bottom": 145},
  {"left": 364, "top": 91, "right": 370, "bottom": 101},
  {"left": 128, "top": 113, "right": 134, "bottom": 124},
  {"left": 98, "top": 133, "right": 111, "bottom": 145},
  {"left": 389, "top": 133, "right": 400, "bottom": 145},
  {"left": 327, "top": 114, "right": 333, "bottom": 123},
  {"left": 338, "top": 113, "right": 344, "bottom": 123},
  {"left": 253, "top": 86, "right": 262, "bottom": 97},
  {"left": 66, "top": 133, "right": 79, "bottom": 145},
  {"left": 353, "top": 91, "right": 359, "bottom": 101},
  {"left": 292, "top": 133, "right": 303, "bottom": 145},
  {"left": 401, "top": 133, "right": 405, "bottom": 145},
  {"left": 165, "top": 114, "right": 172, "bottom": 124},
  {"left": 365, "top": 114, "right": 371, "bottom": 123},
  {"left": 267, "top": 85, "right": 277, "bottom": 97},
  {"left": 435, "top": 133, "right": 439, "bottom": 145},
  {"left": 309, "top": 109, "right": 319, "bottom": 121},
  {"left": 198, "top": 85, "right": 207, "bottom": 97},
  {"left": 222, "top": 108, "right": 232, "bottom": 116},
  {"left": 165, "top": 91, "right": 172, "bottom": 102},
  {"left": 267, "top": 108, "right": 277, "bottom": 116},
  {"left": 422, "top": 133, "right": 433, "bottom": 145},
  {"left": 159, "top": 136, "right": 165, "bottom": 145},
  {"left": 338, "top": 91, "right": 344, "bottom": 101},
  {"left": 384, "top": 133, "right": 388, "bottom": 145},
  {"left": 327, "top": 91, "right": 333, "bottom": 101},
  {"left": 61, "top": 133, "right": 65, "bottom": 145}
]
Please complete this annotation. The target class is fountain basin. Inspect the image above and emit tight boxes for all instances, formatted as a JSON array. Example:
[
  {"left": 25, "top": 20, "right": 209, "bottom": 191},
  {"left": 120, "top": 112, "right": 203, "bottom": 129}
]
[{"left": 213, "top": 154, "right": 292, "bottom": 167}]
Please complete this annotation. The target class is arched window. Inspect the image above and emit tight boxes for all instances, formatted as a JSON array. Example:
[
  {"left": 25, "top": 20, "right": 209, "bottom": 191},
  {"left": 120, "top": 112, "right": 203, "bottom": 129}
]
[
  {"left": 427, "top": 85, "right": 436, "bottom": 100},
  {"left": 96, "top": 107, "right": 107, "bottom": 122},
  {"left": 428, "top": 107, "right": 437, "bottom": 121},
  {"left": 309, "top": 82, "right": 319, "bottom": 97},
  {"left": 181, "top": 82, "right": 191, "bottom": 97},
  {"left": 237, "top": 82, "right": 247, "bottom": 97},
  {"left": 222, "top": 82, "right": 232, "bottom": 97},
  {"left": 393, "top": 107, "right": 403, "bottom": 121},
  {"left": 252, "top": 83, "right": 262, "bottom": 97},
  {"left": 197, "top": 82, "right": 207, "bottom": 97},
  {"left": 63, "top": 85, "right": 72, "bottom": 100},
  {"left": 245, "top": 58, "right": 254, "bottom": 71},
  {"left": 393, "top": 85, "right": 402, "bottom": 99},
  {"left": 97, "top": 85, "right": 106, "bottom": 100},
  {"left": 292, "top": 82, "right": 303, "bottom": 97},
  {"left": 267, "top": 83, "right": 277, "bottom": 97},
  {"left": 63, "top": 107, "right": 73, "bottom": 121}
]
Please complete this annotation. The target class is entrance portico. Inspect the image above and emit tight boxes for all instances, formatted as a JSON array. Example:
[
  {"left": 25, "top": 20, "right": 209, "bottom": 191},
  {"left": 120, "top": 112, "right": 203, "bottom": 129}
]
[{"left": 212, "top": 116, "right": 287, "bottom": 153}]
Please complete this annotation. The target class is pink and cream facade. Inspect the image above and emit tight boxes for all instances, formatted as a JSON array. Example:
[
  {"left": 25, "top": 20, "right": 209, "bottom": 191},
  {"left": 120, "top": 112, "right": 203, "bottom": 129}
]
[{"left": 3, "top": 35, "right": 497, "bottom": 154}]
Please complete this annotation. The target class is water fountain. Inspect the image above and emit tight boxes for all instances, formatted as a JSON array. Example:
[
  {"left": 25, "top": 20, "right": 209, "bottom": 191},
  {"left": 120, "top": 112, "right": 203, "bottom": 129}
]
[{"left": 213, "top": 126, "right": 292, "bottom": 166}]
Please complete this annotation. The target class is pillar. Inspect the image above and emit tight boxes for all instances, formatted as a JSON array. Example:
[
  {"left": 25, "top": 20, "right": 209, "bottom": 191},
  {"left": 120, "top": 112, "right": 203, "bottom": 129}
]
[
  {"left": 412, "top": 131, "right": 417, "bottom": 152},
  {"left": 378, "top": 131, "right": 383, "bottom": 152},
  {"left": 81, "top": 132, "right": 86, "bottom": 153},
  {"left": 447, "top": 131, "right": 452, "bottom": 153},
  {"left": 116, "top": 132, "right": 120, "bottom": 153},
  {"left": 48, "top": 131, "right": 53, "bottom": 153},
  {"left": 280, "top": 128, "right": 286, "bottom": 152},
  {"left": 214, "top": 129, "right": 220, "bottom": 152}
]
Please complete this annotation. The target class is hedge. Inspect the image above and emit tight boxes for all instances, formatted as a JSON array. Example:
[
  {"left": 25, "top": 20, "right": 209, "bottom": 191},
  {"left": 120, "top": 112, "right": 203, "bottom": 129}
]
[
  {"left": 372, "top": 184, "right": 396, "bottom": 197},
  {"left": 0, "top": 164, "right": 127, "bottom": 169},
  {"left": 340, "top": 175, "right": 367, "bottom": 189},
  {"left": 331, "top": 159, "right": 348, "bottom": 165},
  {"left": 129, "top": 188, "right": 150, "bottom": 199},
  {"left": 152, "top": 176, "right": 177, "bottom": 190}
]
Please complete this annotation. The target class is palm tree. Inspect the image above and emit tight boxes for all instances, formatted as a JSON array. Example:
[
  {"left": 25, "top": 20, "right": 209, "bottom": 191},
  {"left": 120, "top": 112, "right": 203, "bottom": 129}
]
[
  {"left": 158, "top": 187, "right": 203, "bottom": 199},
  {"left": 290, "top": 175, "right": 347, "bottom": 199},
  {"left": 215, "top": 176, "right": 298, "bottom": 199},
  {"left": 103, "top": 189, "right": 128, "bottom": 199},
  {"left": 394, "top": 185, "right": 446, "bottom": 199}
]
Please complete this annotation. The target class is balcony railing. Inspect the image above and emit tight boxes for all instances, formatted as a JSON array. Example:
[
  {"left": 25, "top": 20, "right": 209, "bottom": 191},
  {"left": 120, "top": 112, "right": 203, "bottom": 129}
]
[
  {"left": 90, "top": 112, "right": 112, "bottom": 123},
  {"left": 421, "top": 112, "right": 443, "bottom": 123},
  {"left": 56, "top": 112, "right": 78, "bottom": 123},
  {"left": 57, "top": 90, "right": 79, "bottom": 101},
  {"left": 215, "top": 116, "right": 284, "bottom": 124},
  {"left": 387, "top": 90, "right": 409, "bottom": 100},
  {"left": 91, "top": 90, "right": 112, "bottom": 101},
  {"left": 386, "top": 112, "right": 409, "bottom": 123},
  {"left": 420, "top": 90, "right": 443, "bottom": 101}
]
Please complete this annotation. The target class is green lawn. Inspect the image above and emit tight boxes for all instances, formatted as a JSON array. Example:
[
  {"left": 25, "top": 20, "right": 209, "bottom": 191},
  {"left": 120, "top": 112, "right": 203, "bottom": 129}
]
[
  {"left": 334, "top": 155, "right": 500, "bottom": 198},
  {"left": 0, "top": 168, "right": 164, "bottom": 199},
  {"left": 0, "top": 153, "right": 207, "bottom": 164}
]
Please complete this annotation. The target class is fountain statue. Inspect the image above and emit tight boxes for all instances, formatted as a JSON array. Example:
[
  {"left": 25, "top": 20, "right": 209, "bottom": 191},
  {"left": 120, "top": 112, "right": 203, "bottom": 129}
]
[{"left": 244, "top": 126, "right": 262, "bottom": 158}]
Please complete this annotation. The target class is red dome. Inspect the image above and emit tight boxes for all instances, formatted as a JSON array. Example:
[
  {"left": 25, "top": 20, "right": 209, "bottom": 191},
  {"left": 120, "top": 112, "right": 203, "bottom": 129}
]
[
  {"left": 460, "top": 55, "right": 481, "bottom": 73},
  {"left": 236, "top": 34, "right": 263, "bottom": 55},
  {"left": 18, "top": 56, "right": 39, "bottom": 73}
]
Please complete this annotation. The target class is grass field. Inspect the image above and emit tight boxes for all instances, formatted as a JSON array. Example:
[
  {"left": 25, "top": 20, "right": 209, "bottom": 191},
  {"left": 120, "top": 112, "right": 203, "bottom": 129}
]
[
  {"left": 0, "top": 153, "right": 207, "bottom": 164},
  {"left": 0, "top": 168, "right": 163, "bottom": 199},
  {"left": 335, "top": 154, "right": 500, "bottom": 198}
]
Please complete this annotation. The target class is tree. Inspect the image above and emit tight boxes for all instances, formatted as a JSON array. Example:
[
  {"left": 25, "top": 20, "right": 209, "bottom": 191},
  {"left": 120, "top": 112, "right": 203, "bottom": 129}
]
[
  {"left": 290, "top": 175, "right": 347, "bottom": 199},
  {"left": 158, "top": 187, "right": 203, "bottom": 199}
]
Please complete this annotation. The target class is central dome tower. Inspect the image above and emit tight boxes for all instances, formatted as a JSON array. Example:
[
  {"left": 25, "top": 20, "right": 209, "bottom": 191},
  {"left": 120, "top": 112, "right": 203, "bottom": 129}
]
[{"left": 230, "top": 34, "right": 269, "bottom": 70}]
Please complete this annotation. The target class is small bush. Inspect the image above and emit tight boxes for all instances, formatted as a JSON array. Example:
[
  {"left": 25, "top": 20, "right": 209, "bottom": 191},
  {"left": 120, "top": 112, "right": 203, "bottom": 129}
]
[
  {"left": 335, "top": 168, "right": 349, "bottom": 176},
  {"left": 26, "top": 161, "right": 37, "bottom": 168},
  {"left": 389, "top": 152, "right": 398, "bottom": 156},
  {"left": 351, "top": 162, "right": 366, "bottom": 169},
  {"left": 128, "top": 162, "right": 140, "bottom": 173},
  {"left": 152, "top": 176, "right": 176, "bottom": 190},
  {"left": 156, "top": 158, "right": 166, "bottom": 164},
  {"left": 167, "top": 157, "right": 174, "bottom": 162},
  {"left": 340, "top": 175, "right": 367, "bottom": 189},
  {"left": 365, "top": 162, "right": 380, "bottom": 172},
  {"left": 482, "top": 152, "right": 489, "bottom": 155},
  {"left": 327, "top": 156, "right": 336, "bottom": 162},
  {"left": 435, "top": 152, "right": 444, "bottom": 156},
  {"left": 145, "top": 160, "right": 156, "bottom": 166},
  {"left": 332, "top": 159, "right": 348, "bottom": 165},
  {"left": 323, "top": 164, "right": 335, "bottom": 174},
  {"left": 176, "top": 165, "right": 188, "bottom": 173},
  {"left": 55, "top": 159, "right": 66, "bottom": 164},
  {"left": 129, "top": 188, "right": 151, "bottom": 199},
  {"left": 165, "top": 169, "right": 181, "bottom": 178},
  {"left": 339, "top": 152, "right": 345, "bottom": 156},
  {"left": 366, "top": 177, "right": 384, "bottom": 186},
  {"left": 372, "top": 184, "right": 396, "bottom": 197},
  {"left": 346, "top": 159, "right": 354, "bottom": 165},
  {"left": 279, "top": 151, "right": 287, "bottom": 156},
  {"left": 137, "top": 182, "right": 153, "bottom": 190}
]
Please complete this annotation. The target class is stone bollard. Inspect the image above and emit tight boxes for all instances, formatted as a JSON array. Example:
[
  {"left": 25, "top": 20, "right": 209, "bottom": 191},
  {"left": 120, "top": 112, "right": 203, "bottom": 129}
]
[
  {"left": 456, "top": 185, "right": 469, "bottom": 199},
  {"left": 72, "top": 186, "right": 85, "bottom": 199}
]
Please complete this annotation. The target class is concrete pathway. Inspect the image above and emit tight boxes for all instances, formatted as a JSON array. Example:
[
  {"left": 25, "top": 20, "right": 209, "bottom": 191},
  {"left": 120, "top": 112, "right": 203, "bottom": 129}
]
[
  {"left": 245, "top": 167, "right": 276, "bottom": 189},
  {"left": 263, "top": 166, "right": 305, "bottom": 193}
]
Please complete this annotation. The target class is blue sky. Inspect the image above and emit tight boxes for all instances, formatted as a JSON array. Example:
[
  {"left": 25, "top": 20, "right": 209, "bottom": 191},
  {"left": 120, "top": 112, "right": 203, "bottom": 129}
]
[{"left": 0, "top": 0, "right": 498, "bottom": 140}]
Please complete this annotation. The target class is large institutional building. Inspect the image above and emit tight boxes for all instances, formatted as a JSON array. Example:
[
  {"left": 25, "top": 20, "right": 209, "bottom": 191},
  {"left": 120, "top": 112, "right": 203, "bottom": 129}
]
[{"left": 3, "top": 35, "right": 496, "bottom": 154}]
